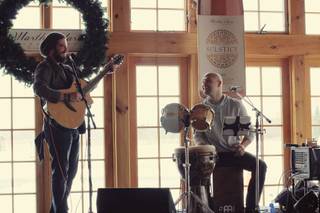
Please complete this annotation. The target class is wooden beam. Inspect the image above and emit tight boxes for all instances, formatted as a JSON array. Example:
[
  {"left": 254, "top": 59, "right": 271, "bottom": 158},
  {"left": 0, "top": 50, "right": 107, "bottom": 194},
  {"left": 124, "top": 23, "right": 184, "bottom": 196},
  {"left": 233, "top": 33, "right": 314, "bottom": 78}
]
[
  {"left": 288, "top": 0, "right": 305, "bottom": 34},
  {"left": 289, "top": 55, "right": 311, "bottom": 145},
  {"left": 111, "top": 0, "right": 130, "bottom": 32},
  {"left": 187, "top": 0, "right": 197, "bottom": 33},
  {"left": 115, "top": 53, "right": 131, "bottom": 187},
  {"left": 108, "top": 32, "right": 320, "bottom": 57}
]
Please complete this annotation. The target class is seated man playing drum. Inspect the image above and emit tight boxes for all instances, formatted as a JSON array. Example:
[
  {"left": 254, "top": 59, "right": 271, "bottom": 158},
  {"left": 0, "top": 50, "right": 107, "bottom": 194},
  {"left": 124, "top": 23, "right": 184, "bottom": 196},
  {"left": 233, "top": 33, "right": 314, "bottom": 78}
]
[{"left": 194, "top": 72, "right": 267, "bottom": 213}]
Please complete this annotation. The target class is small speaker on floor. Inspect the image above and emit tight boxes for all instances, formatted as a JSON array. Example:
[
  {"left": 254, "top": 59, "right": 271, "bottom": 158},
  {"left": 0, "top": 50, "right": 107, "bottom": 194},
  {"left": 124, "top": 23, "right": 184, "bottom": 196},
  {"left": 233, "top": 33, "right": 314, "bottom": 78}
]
[{"left": 97, "top": 188, "right": 176, "bottom": 213}]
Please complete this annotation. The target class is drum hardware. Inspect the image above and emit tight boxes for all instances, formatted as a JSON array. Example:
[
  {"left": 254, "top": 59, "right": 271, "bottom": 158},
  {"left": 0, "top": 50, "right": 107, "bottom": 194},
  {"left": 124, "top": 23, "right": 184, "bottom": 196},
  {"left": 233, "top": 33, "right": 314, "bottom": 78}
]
[
  {"left": 231, "top": 88, "right": 271, "bottom": 211},
  {"left": 161, "top": 103, "right": 215, "bottom": 213}
]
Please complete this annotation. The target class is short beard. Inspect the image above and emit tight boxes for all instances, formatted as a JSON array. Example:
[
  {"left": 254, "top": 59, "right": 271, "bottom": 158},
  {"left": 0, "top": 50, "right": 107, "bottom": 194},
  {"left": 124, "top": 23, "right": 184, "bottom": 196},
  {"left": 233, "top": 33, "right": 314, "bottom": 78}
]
[{"left": 53, "top": 51, "right": 66, "bottom": 63}]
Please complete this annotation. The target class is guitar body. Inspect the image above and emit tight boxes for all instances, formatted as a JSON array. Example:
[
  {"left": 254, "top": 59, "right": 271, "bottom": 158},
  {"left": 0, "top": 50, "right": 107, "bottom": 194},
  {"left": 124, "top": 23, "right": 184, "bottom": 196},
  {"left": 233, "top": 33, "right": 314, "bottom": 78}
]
[{"left": 47, "top": 79, "right": 93, "bottom": 129}]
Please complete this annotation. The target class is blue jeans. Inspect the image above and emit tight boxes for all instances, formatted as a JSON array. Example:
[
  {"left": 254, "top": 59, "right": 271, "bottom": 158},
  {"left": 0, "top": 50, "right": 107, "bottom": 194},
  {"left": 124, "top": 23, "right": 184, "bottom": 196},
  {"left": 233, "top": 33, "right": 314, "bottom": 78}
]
[
  {"left": 44, "top": 119, "right": 80, "bottom": 213},
  {"left": 216, "top": 152, "right": 267, "bottom": 210}
]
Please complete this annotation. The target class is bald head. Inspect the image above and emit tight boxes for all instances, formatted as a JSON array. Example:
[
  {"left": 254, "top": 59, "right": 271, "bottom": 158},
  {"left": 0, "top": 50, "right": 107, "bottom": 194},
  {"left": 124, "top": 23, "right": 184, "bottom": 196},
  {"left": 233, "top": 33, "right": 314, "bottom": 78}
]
[{"left": 201, "top": 72, "right": 223, "bottom": 99}]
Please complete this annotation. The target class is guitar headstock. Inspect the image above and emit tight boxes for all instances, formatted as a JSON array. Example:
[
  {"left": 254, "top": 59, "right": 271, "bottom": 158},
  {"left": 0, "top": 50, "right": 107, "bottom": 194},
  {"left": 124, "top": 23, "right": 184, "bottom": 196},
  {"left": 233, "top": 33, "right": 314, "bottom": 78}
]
[{"left": 111, "top": 54, "right": 124, "bottom": 66}]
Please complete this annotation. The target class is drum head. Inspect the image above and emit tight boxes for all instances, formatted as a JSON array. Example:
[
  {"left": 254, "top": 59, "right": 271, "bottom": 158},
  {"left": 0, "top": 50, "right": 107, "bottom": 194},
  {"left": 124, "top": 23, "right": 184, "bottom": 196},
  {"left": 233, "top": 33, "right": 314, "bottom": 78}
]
[
  {"left": 190, "top": 104, "right": 215, "bottom": 131},
  {"left": 160, "top": 103, "right": 189, "bottom": 133}
]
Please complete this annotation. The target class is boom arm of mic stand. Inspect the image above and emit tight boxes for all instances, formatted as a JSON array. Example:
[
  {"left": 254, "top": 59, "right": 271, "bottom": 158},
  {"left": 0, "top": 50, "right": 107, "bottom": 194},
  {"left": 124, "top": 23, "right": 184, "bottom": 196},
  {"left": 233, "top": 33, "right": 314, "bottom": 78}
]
[{"left": 233, "top": 91, "right": 272, "bottom": 124}]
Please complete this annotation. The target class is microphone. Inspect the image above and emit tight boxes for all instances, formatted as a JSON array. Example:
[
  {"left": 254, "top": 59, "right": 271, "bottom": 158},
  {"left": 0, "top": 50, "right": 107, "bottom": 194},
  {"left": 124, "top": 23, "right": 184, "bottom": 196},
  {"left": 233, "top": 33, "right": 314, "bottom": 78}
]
[
  {"left": 67, "top": 53, "right": 76, "bottom": 64},
  {"left": 229, "top": 86, "right": 240, "bottom": 92}
]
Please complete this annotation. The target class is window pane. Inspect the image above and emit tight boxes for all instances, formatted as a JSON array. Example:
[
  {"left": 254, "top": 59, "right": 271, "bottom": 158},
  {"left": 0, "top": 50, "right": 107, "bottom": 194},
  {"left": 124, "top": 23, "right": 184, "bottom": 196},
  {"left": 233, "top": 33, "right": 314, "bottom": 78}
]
[
  {"left": 244, "top": 12, "right": 259, "bottom": 31},
  {"left": 0, "top": 195, "right": 12, "bottom": 213},
  {"left": 262, "top": 97, "right": 282, "bottom": 125},
  {"left": 263, "top": 127, "right": 283, "bottom": 155},
  {"left": 136, "top": 66, "right": 157, "bottom": 96},
  {"left": 260, "top": 0, "right": 284, "bottom": 12},
  {"left": 97, "top": 0, "right": 108, "bottom": 8},
  {"left": 12, "top": 7, "right": 40, "bottom": 29},
  {"left": 131, "top": 0, "right": 157, "bottom": 8},
  {"left": 243, "top": 97, "right": 261, "bottom": 123},
  {"left": 246, "top": 67, "right": 261, "bottom": 96},
  {"left": 12, "top": 80, "right": 33, "bottom": 97},
  {"left": 90, "top": 97, "right": 104, "bottom": 128},
  {"left": 160, "top": 126, "right": 180, "bottom": 158},
  {"left": 13, "top": 163, "right": 36, "bottom": 193},
  {"left": 13, "top": 131, "right": 35, "bottom": 161},
  {"left": 306, "top": 14, "right": 320, "bottom": 35},
  {"left": 138, "top": 128, "right": 158, "bottom": 158},
  {"left": 82, "top": 129, "right": 104, "bottom": 160},
  {"left": 264, "top": 186, "right": 281, "bottom": 206},
  {"left": 0, "top": 131, "right": 11, "bottom": 162},
  {"left": 90, "top": 79, "right": 104, "bottom": 97},
  {"left": 138, "top": 159, "right": 159, "bottom": 187},
  {"left": 160, "top": 159, "right": 180, "bottom": 188},
  {"left": 137, "top": 97, "right": 158, "bottom": 126},
  {"left": 170, "top": 189, "right": 180, "bottom": 204},
  {"left": 14, "top": 194, "right": 36, "bottom": 213},
  {"left": 311, "top": 98, "right": 320, "bottom": 125},
  {"left": 305, "top": 0, "right": 320, "bottom": 12},
  {"left": 312, "top": 126, "right": 320, "bottom": 139},
  {"left": 70, "top": 162, "right": 82, "bottom": 192},
  {"left": 83, "top": 161, "right": 105, "bottom": 191},
  {"left": 158, "top": 0, "right": 185, "bottom": 9},
  {"left": 310, "top": 68, "right": 320, "bottom": 95},
  {"left": 159, "top": 66, "right": 180, "bottom": 96},
  {"left": 68, "top": 192, "right": 83, "bottom": 213},
  {"left": 0, "top": 163, "right": 12, "bottom": 194},
  {"left": 83, "top": 192, "right": 98, "bottom": 213},
  {"left": 243, "top": 0, "right": 258, "bottom": 10},
  {"left": 260, "top": 12, "right": 285, "bottom": 32},
  {"left": 0, "top": 99, "right": 11, "bottom": 129},
  {"left": 12, "top": 99, "right": 35, "bottom": 129},
  {"left": 262, "top": 67, "right": 282, "bottom": 95},
  {"left": 52, "top": 8, "right": 81, "bottom": 29},
  {"left": 0, "top": 74, "right": 11, "bottom": 97},
  {"left": 158, "top": 10, "right": 185, "bottom": 31},
  {"left": 264, "top": 156, "right": 283, "bottom": 185},
  {"left": 131, "top": 9, "right": 157, "bottom": 31}
]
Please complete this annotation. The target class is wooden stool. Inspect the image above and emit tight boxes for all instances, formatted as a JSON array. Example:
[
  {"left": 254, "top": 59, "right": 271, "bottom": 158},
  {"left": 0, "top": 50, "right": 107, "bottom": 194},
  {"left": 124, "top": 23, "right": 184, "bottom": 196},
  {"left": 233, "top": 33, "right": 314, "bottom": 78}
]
[{"left": 211, "top": 166, "right": 244, "bottom": 213}]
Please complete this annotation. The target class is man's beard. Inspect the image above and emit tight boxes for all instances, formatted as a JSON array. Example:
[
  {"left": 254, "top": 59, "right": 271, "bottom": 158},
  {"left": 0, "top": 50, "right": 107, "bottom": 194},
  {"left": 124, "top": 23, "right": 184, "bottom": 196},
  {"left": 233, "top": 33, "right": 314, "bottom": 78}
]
[{"left": 53, "top": 51, "right": 66, "bottom": 63}]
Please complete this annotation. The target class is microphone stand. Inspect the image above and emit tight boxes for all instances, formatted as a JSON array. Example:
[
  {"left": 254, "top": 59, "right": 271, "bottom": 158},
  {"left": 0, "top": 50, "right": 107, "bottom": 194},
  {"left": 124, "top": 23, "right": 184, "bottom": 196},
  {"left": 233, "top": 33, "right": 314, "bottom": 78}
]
[
  {"left": 68, "top": 56, "right": 97, "bottom": 213},
  {"left": 232, "top": 89, "right": 271, "bottom": 211}
]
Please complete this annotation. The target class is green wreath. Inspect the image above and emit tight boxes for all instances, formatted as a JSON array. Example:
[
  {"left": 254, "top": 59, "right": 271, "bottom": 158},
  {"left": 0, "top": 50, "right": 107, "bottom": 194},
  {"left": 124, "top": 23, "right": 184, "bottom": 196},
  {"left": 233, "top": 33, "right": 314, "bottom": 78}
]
[{"left": 0, "top": 0, "right": 109, "bottom": 85}]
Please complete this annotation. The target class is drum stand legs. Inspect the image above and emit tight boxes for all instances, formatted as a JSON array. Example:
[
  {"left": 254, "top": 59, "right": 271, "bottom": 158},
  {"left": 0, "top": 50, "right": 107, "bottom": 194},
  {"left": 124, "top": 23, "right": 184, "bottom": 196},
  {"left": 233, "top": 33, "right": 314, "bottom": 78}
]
[{"left": 175, "top": 127, "right": 215, "bottom": 213}]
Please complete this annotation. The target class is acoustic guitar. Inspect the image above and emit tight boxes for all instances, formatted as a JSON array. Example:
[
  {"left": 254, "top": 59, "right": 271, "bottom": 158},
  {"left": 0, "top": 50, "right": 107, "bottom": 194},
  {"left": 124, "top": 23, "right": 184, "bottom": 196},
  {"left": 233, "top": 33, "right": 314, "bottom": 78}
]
[{"left": 47, "top": 54, "right": 124, "bottom": 129}]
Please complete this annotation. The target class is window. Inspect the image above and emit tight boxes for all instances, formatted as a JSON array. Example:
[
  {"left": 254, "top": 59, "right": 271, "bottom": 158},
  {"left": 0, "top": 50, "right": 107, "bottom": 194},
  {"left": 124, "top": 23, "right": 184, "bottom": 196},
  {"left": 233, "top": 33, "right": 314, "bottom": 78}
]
[
  {"left": 12, "top": 2, "right": 41, "bottom": 29},
  {"left": 130, "top": 0, "right": 186, "bottom": 31},
  {"left": 52, "top": 0, "right": 108, "bottom": 29},
  {"left": 305, "top": 0, "right": 320, "bottom": 34},
  {"left": 68, "top": 79, "right": 105, "bottom": 213},
  {"left": 243, "top": 65, "right": 284, "bottom": 206},
  {"left": 310, "top": 67, "right": 320, "bottom": 138},
  {"left": 243, "top": 0, "right": 286, "bottom": 32},
  {"left": 0, "top": 70, "right": 36, "bottom": 213},
  {"left": 130, "top": 58, "right": 188, "bottom": 203}
]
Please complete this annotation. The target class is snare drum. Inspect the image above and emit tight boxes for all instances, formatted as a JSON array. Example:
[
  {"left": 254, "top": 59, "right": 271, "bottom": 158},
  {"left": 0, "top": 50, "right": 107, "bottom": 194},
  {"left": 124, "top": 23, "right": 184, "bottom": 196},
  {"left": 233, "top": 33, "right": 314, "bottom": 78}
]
[
  {"left": 173, "top": 145, "right": 216, "bottom": 186},
  {"left": 189, "top": 104, "right": 214, "bottom": 131}
]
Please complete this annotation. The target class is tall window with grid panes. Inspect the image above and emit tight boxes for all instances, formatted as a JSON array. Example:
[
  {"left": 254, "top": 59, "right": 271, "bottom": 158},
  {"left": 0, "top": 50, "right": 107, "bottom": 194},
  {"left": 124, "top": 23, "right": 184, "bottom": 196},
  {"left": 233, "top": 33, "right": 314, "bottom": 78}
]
[
  {"left": 244, "top": 66, "right": 284, "bottom": 206},
  {"left": 0, "top": 2, "right": 40, "bottom": 212}
]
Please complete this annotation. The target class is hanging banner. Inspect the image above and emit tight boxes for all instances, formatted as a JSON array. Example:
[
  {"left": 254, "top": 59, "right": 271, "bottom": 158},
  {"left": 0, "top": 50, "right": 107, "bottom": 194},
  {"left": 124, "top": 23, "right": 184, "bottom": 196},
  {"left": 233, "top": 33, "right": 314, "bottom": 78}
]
[
  {"left": 8, "top": 29, "right": 84, "bottom": 53},
  {"left": 197, "top": 15, "right": 246, "bottom": 95}
]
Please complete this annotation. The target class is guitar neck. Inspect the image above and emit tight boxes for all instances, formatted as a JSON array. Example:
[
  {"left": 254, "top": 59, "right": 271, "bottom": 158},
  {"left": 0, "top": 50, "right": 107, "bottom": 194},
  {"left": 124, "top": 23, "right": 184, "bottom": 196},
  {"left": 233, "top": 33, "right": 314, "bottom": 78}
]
[{"left": 82, "top": 62, "right": 114, "bottom": 94}]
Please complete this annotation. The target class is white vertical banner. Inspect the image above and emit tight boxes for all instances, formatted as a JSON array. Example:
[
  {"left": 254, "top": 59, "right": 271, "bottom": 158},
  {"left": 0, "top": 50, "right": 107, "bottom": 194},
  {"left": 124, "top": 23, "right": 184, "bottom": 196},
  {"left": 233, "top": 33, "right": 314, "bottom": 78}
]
[{"left": 197, "top": 15, "right": 246, "bottom": 95}]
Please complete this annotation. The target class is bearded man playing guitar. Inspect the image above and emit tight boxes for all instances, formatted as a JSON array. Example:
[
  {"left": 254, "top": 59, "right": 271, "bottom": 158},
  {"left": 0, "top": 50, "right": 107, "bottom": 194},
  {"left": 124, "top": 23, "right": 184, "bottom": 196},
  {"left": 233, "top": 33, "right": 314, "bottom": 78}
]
[{"left": 33, "top": 32, "right": 121, "bottom": 213}]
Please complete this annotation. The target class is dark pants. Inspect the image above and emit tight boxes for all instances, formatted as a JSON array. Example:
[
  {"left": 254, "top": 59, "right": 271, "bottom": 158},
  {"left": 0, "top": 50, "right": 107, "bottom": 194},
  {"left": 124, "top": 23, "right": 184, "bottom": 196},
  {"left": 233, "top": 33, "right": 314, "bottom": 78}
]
[
  {"left": 44, "top": 119, "right": 80, "bottom": 213},
  {"left": 216, "top": 152, "right": 267, "bottom": 210}
]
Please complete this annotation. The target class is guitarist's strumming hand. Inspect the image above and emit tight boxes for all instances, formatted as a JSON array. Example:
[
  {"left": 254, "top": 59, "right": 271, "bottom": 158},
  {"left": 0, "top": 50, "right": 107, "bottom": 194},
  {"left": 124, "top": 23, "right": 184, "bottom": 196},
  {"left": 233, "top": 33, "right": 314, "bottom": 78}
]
[{"left": 60, "top": 92, "right": 82, "bottom": 102}]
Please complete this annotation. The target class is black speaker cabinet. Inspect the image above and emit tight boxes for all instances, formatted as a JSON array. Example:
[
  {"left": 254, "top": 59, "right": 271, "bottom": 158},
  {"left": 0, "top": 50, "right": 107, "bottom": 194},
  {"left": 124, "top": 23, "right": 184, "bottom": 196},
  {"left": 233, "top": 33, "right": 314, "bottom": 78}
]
[{"left": 97, "top": 188, "right": 176, "bottom": 213}]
